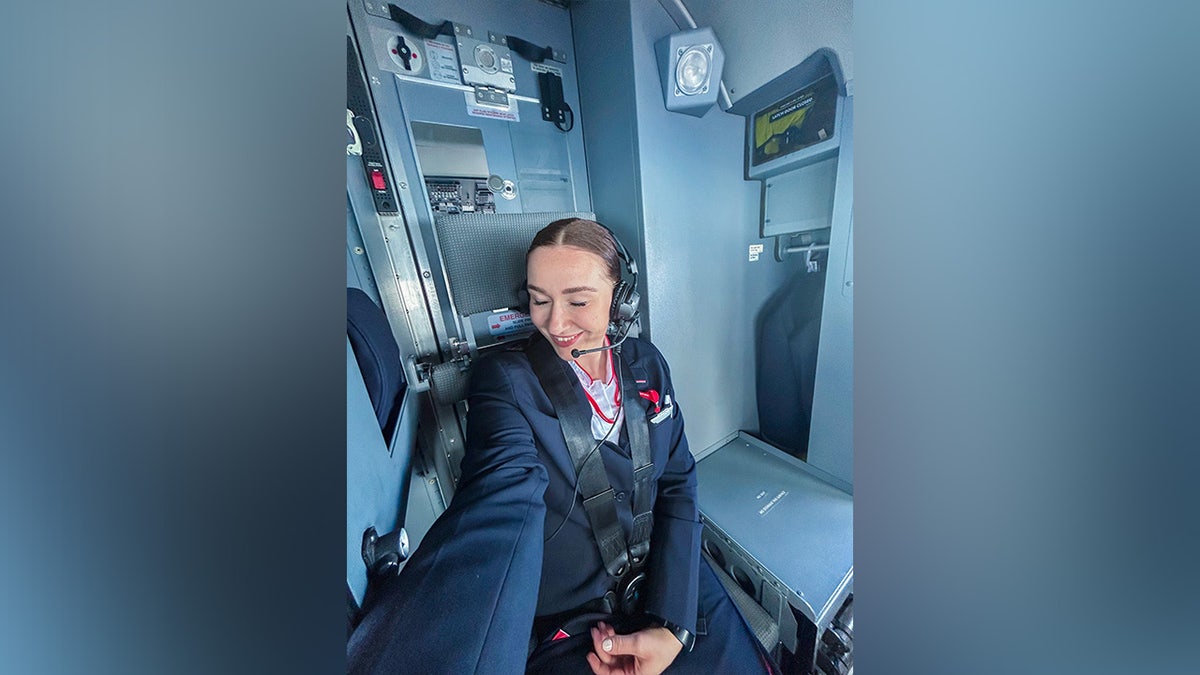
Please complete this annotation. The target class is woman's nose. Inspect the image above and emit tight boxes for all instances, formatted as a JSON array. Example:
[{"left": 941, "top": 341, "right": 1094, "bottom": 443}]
[{"left": 547, "top": 303, "right": 570, "bottom": 332}]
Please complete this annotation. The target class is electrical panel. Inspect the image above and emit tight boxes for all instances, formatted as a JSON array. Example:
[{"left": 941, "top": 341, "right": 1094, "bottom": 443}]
[
  {"left": 424, "top": 178, "right": 495, "bottom": 214},
  {"left": 347, "top": 37, "right": 400, "bottom": 216}
]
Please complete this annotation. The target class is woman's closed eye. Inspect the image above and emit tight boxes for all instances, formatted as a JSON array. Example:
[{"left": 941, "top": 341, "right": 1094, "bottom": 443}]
[{"left": 530, "top": 299, "right": 588, "bottom": 307}]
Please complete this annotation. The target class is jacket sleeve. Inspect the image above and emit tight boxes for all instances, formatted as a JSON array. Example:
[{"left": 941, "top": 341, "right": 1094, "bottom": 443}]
[
  {"left": 640, "top": 353, "right": 703, "bottom": 636},
  {"left": 348, "top": 355, "right": 547, "bottom": 675}
]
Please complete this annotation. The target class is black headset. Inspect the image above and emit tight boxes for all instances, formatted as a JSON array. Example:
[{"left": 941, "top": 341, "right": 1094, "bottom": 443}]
[
  {"left": 605, "top": 225, "right": 640, "bottom": 338},
  {"left": 518, "top": 220, "right": 640, "bottom": 339}
]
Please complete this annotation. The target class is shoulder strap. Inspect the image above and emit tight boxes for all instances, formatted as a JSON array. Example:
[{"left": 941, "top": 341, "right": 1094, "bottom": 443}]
[
  {"left": 525, "top": 336, "right": 631, "bottom": 578},
  {"left": 616, "top": 350, "right": 654, "bottom": 567}
]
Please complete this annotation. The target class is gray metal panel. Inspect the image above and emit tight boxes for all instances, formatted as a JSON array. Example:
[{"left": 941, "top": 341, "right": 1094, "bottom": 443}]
[
  {"left": 347, "top": 198, "right": 379, "bottom": 302},
  {"left": 433, "top": 210, "right": 593, "bottom": 317},
  {"left": 806, "top": 96, "right": 853, "bottom": 485},
  {"left": 353, "top": 0, "right": 592, "bottom": 369},
  {"left": 352, "top": 5, "right": 539, "bottom": 512},
  {"left": 762, "top": 155, "right": 839, "bottom": 237},
  {"left": 375, "top": 0, "right": 592, "bottom": 215},
  {"left": 347, "top": 339, "right": 405, "bottom": 606},
  {"left": 346, "top": 18, "right": 445, "bottom": 367},
  {"left": 604, "top": 0, "right": 804, "bottom": 454},
  {"left": 397, "top": 464, "right": 444, "bottom": 568},
  {"left": 571, "top": 1, "right": 651, "bottom": 337},
  {"left": 696, "top": 432, "right": 852, "bottom": 628},
  {"left": 681, "top": 0, "right": 854, "bottom": 110},
  {"left": 411, "top": 122, "right": 491, "bottom": 178},
  {"left": 347, "top": 323, "right": 422, "bottom": 599}
]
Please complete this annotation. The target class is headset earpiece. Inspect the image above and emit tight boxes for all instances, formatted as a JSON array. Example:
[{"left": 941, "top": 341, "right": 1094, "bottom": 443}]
[
  {"left": 601, "top": 223, "right": 640, "bottom": 336},
  {"left": 609, "top": 280, "right": 637, "bottom": 322},
  {"left": 516, "top": 282, "right": 530, "bottom": 313}
]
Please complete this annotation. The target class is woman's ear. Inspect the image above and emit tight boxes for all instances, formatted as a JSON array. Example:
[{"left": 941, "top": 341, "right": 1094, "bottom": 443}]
[{"left": 516, "top": 281, "right": 529, "bottom": 313}]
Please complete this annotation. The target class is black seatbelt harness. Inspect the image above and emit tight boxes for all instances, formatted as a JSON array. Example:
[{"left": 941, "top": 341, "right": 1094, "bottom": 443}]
[{"left": 525, "top": 335, "right": 654, "bottom": 587}]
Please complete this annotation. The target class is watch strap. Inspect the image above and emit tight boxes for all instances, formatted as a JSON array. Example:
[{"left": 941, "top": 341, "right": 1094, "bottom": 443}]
[{"left": 657, "top": 619, "right": 695, "bottom": 652}]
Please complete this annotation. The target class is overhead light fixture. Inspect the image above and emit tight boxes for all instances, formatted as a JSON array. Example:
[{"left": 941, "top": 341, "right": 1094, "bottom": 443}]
[{"left": 654, "top": 27, "right": 725, "bottom": 117}]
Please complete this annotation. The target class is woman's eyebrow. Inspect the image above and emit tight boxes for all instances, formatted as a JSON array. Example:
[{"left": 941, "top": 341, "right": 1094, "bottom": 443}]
[{"left": 526, "top": 284, "right": 598, "bottom": 295}]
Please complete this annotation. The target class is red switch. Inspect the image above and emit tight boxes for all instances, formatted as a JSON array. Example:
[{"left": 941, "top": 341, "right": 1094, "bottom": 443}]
[{"left": 369, "top": 168, "right": 386, "bottom": 191}]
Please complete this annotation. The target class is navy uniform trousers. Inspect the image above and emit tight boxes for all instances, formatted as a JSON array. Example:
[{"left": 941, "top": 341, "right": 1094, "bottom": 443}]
[
  {"left": 348, "top": 337, "right": 771, "bottom": 674},
  {"left": 525, "top": 560, "right": 773, "bottom": 674}
]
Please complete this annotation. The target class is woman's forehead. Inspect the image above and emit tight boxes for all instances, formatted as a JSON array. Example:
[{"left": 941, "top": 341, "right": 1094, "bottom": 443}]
[{"left": 527, "top": 245, "right": 609, "bottom": 280}]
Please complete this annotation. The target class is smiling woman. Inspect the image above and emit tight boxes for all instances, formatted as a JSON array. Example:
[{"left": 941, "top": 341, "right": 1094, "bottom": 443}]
[
  {"left": 526, "top": 220, "right": 622, "bottom": 380},
  {"left": 473, "top": 219, "right": 773, "bottom": 674}
]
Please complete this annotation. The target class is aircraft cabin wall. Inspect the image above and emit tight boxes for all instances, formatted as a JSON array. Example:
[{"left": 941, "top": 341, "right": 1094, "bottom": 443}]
[
  {"left": 348, "top": 0, "right": 595, "bottom": 511},
  {"left": 572, "top": 0, "right": 853, "bottom": 483}
]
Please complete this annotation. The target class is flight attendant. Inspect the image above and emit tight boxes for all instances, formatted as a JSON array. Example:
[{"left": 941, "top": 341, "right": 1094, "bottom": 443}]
[{"left": 348, "top": 219, "right": 771, "bottom": 674}]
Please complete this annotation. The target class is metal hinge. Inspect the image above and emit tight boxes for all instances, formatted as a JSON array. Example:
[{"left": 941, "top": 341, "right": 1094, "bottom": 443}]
[{"left": 473, "top": 85, "right": 510, "bottom": 107}]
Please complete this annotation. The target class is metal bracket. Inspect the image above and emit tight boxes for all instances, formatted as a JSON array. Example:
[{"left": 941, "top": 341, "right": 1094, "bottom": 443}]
[
  {"left": 447, "top": 337, "right": 474, "bottom": 369},
  {"left": 407, "top": 354, "right": 432, "bottom": 392},
  {"left": 456, "top": 23, "right": 517, "bottom": 92},
  {"left": 774, "top": 232, "right": 830, "bottom": 263},
  {"left": 361, "top": 526, "right": 410, "bottom": 580},
  {"left": 473, "top": 85, "right": 510, "bottom": 107}
]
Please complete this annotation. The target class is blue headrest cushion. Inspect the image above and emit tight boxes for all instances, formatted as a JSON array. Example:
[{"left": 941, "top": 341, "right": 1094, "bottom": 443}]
[{"left": 347, "top": 288, "right": 404, "bottom": 435}]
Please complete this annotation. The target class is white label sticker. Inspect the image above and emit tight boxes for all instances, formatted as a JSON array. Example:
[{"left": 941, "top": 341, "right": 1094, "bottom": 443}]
[
  {"left": 424, "top": 38, "right": 461, "bottom": 84},
  {"left": 487, "top": 311, "right": 532, "bottom": 337},
  {"left": 531, "top": 61, "right": 563, "bottom": 77},
  {"left": 748, "top": 243, "right": 764, "bottom": 262},
  {"left": 465, "top": 91, "right": 520, "bottom": 122},
  {"left": 758, "top": 490, "right": 788, "bottom": 516}
]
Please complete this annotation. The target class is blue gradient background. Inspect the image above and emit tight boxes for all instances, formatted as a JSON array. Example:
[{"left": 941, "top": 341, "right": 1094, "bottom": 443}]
[
  {"left": 858, "top": 1, "right": 1200, "bottom": 673},
  {"left": 0, "top": 1, "right": 1197, "bottom": 673},
  {"left": 0, "top": 1, "right": 345, "bottom": 672}
]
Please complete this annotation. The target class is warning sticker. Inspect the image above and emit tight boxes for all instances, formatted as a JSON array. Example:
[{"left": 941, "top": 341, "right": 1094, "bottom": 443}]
[
  {"left": 531, "top": 62, "right": 563, "bottom": 77},
  {"left": 487, "top": 311, "right": 532, "bottom": 337},
  {"left": 424, "top": 38, "right": 461, "bottom": 84}
]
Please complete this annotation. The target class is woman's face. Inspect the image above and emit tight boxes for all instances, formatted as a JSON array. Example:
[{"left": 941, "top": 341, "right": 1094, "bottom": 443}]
[{"left": 526, "top": 244, "right": 615, "bottom": 361}]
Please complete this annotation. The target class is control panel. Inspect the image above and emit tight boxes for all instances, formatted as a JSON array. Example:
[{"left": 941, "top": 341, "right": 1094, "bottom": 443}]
[
  {"left": 347, "top": 36, "right": 400, "bottom": 216},
  {"left": 424, "top": 178, "right": 495, "bottom": 215}
]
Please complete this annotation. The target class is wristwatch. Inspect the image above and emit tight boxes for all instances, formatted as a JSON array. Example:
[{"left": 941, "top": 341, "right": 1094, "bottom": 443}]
[{"left": 656, "top": 618, "right": 696, "bottom": 652}]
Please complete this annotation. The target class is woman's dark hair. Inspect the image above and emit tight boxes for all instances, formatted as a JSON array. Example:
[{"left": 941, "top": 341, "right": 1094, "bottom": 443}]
[{"left": 526, "top": 218, "right": 622, "bottom": 286}]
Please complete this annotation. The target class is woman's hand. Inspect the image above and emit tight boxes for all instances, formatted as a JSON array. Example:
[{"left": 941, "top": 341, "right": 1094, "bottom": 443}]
[{"left": 586, "top": 620, "right": 683, "bottom": 675}]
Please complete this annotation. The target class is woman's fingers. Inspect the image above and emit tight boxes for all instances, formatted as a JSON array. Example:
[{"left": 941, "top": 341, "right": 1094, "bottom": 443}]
[{"left": 590, "top": 626, "right": 616, "bottom": 666}]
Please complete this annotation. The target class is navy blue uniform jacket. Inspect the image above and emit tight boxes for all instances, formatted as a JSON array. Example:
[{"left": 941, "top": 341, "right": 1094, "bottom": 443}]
[
  {"left": 470, "top": 335, "right": 701, "bottom": 626},
  {"left": 347, "top": 335, "right": 701, "bottom": 674}
]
